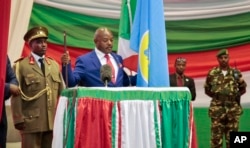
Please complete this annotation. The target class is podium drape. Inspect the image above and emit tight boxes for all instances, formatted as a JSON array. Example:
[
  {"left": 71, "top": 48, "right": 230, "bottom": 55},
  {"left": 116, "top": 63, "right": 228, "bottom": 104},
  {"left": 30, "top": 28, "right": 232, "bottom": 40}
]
[{"left": 52, "top": 87, "right": 191, "bottom": 148}]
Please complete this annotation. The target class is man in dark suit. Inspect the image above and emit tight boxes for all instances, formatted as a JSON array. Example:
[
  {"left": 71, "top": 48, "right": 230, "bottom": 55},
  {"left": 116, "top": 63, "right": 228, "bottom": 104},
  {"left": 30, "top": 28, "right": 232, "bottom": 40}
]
[
  {"left": 170, "top": 57, "right": 197, "bottom": 148},
  {"left": 169, "top": 57, "right": 196, "bottom": 100},
  {"left": 0, "top": 56, "right": 19, "bottom": 148},
  {"left": 61, "top": 27, "right": 135, "bottom": 87}
]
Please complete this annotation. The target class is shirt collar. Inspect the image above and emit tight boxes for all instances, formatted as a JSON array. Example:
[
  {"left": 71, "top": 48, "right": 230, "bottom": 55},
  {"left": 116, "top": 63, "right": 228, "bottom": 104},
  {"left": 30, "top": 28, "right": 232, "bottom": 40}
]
[
  {"left": 95, "top": 47, "right": 113, "bottom": 60},
  {"left": 31, "top": 52, "right": 44, "bottom": 63},
  {"left": 175, "top": 73, "right": 184, "bottom": 78}
]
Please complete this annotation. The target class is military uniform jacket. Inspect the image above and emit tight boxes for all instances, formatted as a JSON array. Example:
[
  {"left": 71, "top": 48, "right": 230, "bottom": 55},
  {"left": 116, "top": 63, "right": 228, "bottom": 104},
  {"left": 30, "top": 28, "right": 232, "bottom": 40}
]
[
  {"left": 204, "top": 66, "right": 246, "bottom": 98},
  {"left": 11, "top": 55, "right": 64, "bottom": 133},
  {"left": 204, "top": 66, "right": 247, "bottom": 118}
]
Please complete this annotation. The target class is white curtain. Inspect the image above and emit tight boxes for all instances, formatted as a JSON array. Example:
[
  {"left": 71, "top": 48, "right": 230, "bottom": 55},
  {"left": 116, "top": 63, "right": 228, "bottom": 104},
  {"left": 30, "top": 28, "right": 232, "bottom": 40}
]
[
  {"left": 8, "top": 0, "right": 34, "bottom": 63},
  {"left": 36, "top": 0, "right": 250, "bottom": 20}
]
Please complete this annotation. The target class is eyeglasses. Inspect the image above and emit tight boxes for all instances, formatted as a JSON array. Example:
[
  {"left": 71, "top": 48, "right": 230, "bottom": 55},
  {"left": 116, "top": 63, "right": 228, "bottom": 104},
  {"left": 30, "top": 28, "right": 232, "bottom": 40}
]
[{"left": 175, "top": 57, "right": 186, "bottom": 63}]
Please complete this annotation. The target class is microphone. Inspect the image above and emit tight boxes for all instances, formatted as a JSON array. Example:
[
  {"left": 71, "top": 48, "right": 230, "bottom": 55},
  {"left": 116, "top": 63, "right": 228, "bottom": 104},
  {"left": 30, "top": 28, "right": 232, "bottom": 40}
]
[{"left": 100, "top": 64, "right": 112, "bottom": 87}]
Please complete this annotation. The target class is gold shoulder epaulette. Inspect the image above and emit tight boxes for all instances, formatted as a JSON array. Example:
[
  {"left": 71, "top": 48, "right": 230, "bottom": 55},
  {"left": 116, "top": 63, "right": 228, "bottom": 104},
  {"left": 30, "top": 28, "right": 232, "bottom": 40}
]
[
  {"left": 46, "top": 56, "right": 55, "bottom": 60},
  {"left": 45, "top": 56, "right": 54, "bottom": 65},
  {"left": 14, "top": 57, "right": 24, "bottom": 63}
]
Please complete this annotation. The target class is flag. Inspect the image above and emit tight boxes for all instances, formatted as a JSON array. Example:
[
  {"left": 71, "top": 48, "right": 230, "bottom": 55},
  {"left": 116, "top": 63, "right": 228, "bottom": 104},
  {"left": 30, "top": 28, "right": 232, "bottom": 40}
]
[
  {"left": 130, "top": 0, "right": 170, "bottom": 87},
  {"left": 117, "top": 0, "right": 138, "bottom": 72}
]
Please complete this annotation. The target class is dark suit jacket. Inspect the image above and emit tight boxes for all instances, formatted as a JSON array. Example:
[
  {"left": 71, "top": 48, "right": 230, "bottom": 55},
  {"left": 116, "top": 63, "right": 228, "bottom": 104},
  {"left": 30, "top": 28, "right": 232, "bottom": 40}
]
[
  {"left": 169, "top": 73, "right": 196, "bottom": 101},
  {"left": 62, "top": 50, "right": 135, "bottom": 87},
  {"left": 4, "top": 57, "right": 18, "bottom": 100},
  {"left": 1, "top": 56, "right": 18, "bottom": 141}
]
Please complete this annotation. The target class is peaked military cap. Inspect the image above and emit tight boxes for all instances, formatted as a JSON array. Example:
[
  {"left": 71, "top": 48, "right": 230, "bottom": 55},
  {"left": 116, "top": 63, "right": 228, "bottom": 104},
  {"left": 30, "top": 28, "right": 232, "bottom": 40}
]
[
  {"left": 24, "top": 26, "right": 48, "bottom": 43},
  {"left": 216, "top": 49, "right": 228, "bottom": 57}
]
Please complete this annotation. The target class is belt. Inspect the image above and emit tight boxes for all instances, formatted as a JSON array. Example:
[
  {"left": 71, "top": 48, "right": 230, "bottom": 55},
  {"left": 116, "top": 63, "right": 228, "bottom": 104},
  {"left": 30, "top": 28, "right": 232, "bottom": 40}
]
[{"left": 214, "top": 94, "right": 236, "bottom": 101}]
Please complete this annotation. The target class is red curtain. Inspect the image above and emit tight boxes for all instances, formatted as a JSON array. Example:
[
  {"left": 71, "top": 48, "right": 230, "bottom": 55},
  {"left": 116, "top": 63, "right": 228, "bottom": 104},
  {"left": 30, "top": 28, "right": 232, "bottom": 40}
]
[{"left": 0, "top": 0, "right": 11, "bottom": 120}]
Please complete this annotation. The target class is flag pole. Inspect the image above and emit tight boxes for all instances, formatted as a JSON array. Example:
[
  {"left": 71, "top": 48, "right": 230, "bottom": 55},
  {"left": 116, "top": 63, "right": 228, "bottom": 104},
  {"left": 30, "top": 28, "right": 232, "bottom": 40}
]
[{"left": 63, "top": 31, "right": 68, "bottom": 88}]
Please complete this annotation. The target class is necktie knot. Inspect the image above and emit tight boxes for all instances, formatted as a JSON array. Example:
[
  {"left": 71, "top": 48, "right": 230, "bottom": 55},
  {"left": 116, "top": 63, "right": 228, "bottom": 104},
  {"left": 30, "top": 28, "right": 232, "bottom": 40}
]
[
  {"left": 38, "top": 58, "right": 44, "bottom": 63},
  {"left": 104, "top": 54, "right": 110, "bottom": 60}
]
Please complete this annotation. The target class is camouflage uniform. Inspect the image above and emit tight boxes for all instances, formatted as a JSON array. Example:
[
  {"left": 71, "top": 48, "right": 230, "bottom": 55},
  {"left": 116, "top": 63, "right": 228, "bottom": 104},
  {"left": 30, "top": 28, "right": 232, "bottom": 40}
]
[{"left": 204, "top": 67, "right": 246, "bottom": 148}]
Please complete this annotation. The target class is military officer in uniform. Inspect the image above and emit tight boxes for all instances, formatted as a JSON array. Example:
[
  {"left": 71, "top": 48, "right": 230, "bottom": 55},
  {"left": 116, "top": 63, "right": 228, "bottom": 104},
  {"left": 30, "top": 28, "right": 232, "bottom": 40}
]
[
  {"left": 204, "top": 49, "right": 247, "bottom": 148},
  {"left": 11, "top": 26, "right": 64, "bottom": 148}
]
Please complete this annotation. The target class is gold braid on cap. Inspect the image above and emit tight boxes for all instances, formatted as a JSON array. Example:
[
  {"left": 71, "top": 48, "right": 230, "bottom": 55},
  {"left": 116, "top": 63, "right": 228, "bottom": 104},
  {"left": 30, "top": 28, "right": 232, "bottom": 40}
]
[{"left": 28, "top": 30, "right": 47, "bottom": 43}]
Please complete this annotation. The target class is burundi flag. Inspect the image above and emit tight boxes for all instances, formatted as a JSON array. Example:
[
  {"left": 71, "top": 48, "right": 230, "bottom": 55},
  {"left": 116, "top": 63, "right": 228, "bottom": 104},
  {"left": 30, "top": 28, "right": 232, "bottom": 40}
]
[
  {"left": 130, "top": 0, "right": 170, "bottom": 87},
  {"left": 117, "top": 0, "right": 138, "bottom": 72}
]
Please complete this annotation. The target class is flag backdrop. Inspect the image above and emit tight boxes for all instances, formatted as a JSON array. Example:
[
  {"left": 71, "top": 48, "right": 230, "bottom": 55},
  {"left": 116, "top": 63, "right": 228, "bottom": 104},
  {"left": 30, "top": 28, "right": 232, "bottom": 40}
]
[
  {"left": 18, "top": 1, "right": 250, "bottom": 108},
  {"left": 19, "top": 1, "right": 250, "bottom": 78},
  {"left": 130, "top": 0, "right": 169, "bottom": 87}
]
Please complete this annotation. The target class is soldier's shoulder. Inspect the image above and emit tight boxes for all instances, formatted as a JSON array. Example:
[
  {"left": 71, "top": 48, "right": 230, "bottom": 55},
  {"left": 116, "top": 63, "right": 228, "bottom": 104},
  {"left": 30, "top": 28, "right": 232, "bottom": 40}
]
[
  {"left": 184, "top": 75, "right": 194, "bottom": 80},
  {"left": 46, "top": 56, "right": 59, "bottom": 65},
  {"left": 231, "top": 67, "right": 241, "bottom": 72},
  {"left": 208, "top": 67, "right": 219, "bottom": 74},
  {"left": 46, "top": 56, "right": 57, "bottom": 62},
  {"left": 14, "top": 57, "right": 25, "bottom": 63}
]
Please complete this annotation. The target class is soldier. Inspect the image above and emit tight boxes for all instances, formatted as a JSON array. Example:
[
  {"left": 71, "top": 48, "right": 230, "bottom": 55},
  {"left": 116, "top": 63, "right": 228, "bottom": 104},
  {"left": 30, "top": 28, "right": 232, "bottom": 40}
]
[
  {"left": 204, "top": 49, "right": 247, "bottom": 148},
  {"left": 11, "top": 26, "right": 64, "bottom": 148}
]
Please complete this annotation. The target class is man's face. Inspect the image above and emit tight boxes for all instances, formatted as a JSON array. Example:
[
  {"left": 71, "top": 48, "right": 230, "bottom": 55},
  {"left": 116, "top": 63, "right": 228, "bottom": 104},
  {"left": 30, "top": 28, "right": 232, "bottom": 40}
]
[
  {"left": 29, "top": 38, "right": 47, "bottom": 57},
  {"left": 175, "top": 61, "right": 186, "bottom": 75},
  {"left": 94, "top": 30, "right": 113, "bottom": 54},
  {"left": 217, "top": 54, "right": 229, "bottom": 69}
]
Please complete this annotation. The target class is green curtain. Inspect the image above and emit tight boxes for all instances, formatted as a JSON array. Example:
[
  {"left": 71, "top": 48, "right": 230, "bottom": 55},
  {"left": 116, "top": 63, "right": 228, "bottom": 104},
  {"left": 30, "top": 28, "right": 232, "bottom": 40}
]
[{"left": 30, "top": 3, "right": 250, "bottom": 52}]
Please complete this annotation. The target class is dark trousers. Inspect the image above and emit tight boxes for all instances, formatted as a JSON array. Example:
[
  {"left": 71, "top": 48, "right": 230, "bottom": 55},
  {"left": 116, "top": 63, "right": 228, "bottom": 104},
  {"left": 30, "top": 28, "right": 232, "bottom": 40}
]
[
  {"left": 21, "top": 131, "right": 53, "bottom": 148},
  {"left": 0, "top": 105, "right": 7, "bottom": 148}
]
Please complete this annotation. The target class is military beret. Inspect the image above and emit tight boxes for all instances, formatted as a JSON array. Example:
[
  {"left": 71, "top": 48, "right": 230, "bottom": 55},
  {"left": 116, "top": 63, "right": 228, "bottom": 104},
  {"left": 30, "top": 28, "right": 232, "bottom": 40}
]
[
  {"left": 24, "top": 26, "right": 48, "bottom": 43},
  {"left": 216, "top": 49, "right": 228, "bottom": 57}
]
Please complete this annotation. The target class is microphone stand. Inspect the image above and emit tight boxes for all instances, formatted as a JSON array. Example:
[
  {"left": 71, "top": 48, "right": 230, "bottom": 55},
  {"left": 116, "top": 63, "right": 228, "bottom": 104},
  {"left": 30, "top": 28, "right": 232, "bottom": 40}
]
[{"left": 104, "top": 79, "right": 108, "bottom": 87}]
